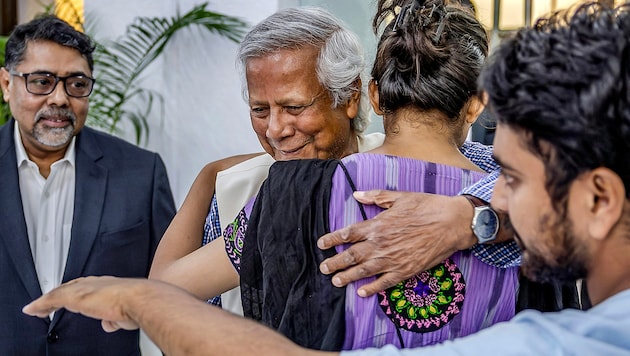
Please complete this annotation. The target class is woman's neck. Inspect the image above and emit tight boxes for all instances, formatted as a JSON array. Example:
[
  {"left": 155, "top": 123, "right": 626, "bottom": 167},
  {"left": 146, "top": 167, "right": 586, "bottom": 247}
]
[{"left": 368, "top": 111, "right": 482, "bottom": 172}]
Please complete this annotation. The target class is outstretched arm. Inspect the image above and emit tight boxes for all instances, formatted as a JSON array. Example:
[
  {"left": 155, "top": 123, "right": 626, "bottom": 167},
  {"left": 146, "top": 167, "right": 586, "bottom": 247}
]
[{"left": 23, "top": 277, "right": 322, "bottom": 356}]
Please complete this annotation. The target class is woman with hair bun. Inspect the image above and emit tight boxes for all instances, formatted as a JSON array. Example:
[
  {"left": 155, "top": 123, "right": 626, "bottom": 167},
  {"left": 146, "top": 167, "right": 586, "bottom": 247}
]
[{"left": 231, "top": 0, "right": 518, "bottom": 351}]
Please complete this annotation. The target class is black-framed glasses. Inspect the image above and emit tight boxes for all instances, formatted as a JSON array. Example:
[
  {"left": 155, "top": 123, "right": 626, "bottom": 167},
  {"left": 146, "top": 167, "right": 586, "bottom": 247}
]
[{"left": 9, "top": 71, "right": 96, "bottom": 98}]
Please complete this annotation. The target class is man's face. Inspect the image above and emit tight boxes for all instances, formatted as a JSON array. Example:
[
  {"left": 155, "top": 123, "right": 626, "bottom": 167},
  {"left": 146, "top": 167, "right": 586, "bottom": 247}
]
[
  {"left": 245, "top": 47, "right": 359, "bottom": 161},
  {"left": 492, "top": 123, "right": 589, "bottom": 284},
  {"left": 0, "top": 40, "right": 90, "bottom": 156}
]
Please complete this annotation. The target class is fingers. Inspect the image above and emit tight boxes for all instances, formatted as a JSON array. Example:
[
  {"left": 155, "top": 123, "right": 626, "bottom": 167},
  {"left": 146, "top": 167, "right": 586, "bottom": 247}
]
[
  {"left": 354, "top": 273, "right": 405, "bottom": 297},
  {"left": 353, "top": 190, "right": 399, "bottom": 209},
  {"left": 317, "top": 222, "right": 368, "bottom": 250},
  {"left": 324, "top": 255, "right": 380, "bottom": 287},
  {"left": 102, "top": 320, "right": 122, "bottom": 333},
  {"left": 22, "top": 280, "right": 78, "bottom": 317},
  {"left": 22, "top": 298, "right": 60, "bottom": 318},
  {"left": 319, "top": 227, "right": 377, "bottom": 274}
]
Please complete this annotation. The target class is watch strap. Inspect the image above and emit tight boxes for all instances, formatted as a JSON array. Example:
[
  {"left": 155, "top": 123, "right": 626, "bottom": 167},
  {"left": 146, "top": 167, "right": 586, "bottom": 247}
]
[{"left": 463, "top": 194, "right": 488, "bottom": 208}]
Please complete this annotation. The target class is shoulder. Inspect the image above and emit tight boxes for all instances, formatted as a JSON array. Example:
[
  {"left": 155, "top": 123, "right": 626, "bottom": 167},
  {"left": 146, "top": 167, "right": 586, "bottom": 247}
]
[
  {"left": 75, "top": 128, "right": 167, "bottom": 176},
  {"left": 77, "top": 127, "right": 158, "bottom": 158},
  {"left": 202, "top": 153, "right": 266, "bottom": 177},
  {"left": 217, "top": 153, "right": 275, "bottom": 177}
]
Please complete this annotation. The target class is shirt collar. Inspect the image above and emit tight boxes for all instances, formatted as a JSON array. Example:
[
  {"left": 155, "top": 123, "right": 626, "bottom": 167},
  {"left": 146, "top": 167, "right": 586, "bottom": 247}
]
[{"left": 14, "top": 122, "right": 77, "bottom": 168}]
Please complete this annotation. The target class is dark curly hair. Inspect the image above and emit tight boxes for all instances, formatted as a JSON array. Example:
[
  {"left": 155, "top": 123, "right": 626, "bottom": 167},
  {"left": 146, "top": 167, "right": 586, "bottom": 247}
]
[
  {"left": 4, "top": 15, "right": 95, "bottom": 72},
  {"left": 371, "top": 0, "right": 487, "bottom": 125},
  {"left": 482, "top": 2, "right": 630, "bottom": 214}
]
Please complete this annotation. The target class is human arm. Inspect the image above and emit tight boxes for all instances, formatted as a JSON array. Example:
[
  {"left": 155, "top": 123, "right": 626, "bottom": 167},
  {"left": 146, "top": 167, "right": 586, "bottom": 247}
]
[
  {"left": 318, "top": 144, "right": 519, "bottom": 297},
  {"left": 318, "top": 191, "right": 480, "bottom": 297},
  {"left": 22, "top": 277, "right": 323, "bottom": 356},
  {"left": 150, "top": 236, "right": 239, "bottom": 301},
  {"left": 149, "top": 153, "right": 263, "bottom": 279}
]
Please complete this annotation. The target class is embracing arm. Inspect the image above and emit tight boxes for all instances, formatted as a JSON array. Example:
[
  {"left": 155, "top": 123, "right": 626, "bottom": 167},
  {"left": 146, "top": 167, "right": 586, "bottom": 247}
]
[
  {"left": 23, "top": 277, "right": 322, "bottom": 356},
  {"left": 149, "top": 153, "right": 263, "bottom": 280},
  {"left": 150, "top": 232, "right": 240, "bottom": 300},
  {"left": 318, "top": 170, "right": 517, "bottom": 297}
]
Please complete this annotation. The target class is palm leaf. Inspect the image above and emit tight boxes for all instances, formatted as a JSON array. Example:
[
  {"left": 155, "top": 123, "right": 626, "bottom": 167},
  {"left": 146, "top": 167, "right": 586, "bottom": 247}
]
[
  {"left": 88, "top": 3, "right": 247, "bottom": 144},
  {"left": 0, "top": 36, "right": 9, "bottom": 125}
]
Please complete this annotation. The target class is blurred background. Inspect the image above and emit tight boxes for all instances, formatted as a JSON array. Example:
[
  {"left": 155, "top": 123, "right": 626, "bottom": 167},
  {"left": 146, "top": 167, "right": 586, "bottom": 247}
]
[
  {"left": 0, "top": 0, "right": 620, "bottom": 354},
  {"left": 0, "top": 0, "right": 618, "bottom": 208}
]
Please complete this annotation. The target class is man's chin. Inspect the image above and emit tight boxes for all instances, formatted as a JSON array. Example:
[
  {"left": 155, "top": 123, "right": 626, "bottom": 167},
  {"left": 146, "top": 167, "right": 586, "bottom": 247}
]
[
  {"left": 521, "top": 252, "right": 586, "bottom": 284},
  {"left": 34, "top": 126, "right": 74, "bottom": 148}
]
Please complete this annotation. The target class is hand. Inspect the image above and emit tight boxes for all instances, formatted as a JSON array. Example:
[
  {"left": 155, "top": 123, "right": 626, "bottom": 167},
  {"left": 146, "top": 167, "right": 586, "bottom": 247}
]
[
  {"left": 23, "top": 276, "right": 142, "bottom": 332},
  {"left": 318, "top": 190, "right": 476, "bottom": 297}
]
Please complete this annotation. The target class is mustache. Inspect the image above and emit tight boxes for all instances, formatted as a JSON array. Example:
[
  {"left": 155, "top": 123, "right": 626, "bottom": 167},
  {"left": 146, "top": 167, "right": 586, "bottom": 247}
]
[
  {"left": 501, "top": 215, "right": 525, "bottom": 252},
  {"left": 35, "top": 108, "right": 77, "bottom": 124}
]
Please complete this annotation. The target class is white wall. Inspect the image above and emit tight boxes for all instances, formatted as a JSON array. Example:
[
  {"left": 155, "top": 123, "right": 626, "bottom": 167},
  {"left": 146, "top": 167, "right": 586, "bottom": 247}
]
[
  {"left": 83, "top": 0, "right": 382, "bottom": 207},
  {"left": 85, "top": 0, "right": 281, "bottom": 208}
]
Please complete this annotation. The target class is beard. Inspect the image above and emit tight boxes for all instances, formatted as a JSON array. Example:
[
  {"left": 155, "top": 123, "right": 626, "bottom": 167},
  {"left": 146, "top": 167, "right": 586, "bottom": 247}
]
[
  {"left": 33, "top": 108, "right": 77, "bottom": 148},
  {"left": 515, "top": 213, "right": 589, "bottom": 285}
]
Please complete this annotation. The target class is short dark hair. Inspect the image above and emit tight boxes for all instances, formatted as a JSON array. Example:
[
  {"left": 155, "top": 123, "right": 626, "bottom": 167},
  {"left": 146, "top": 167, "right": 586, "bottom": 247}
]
[
  {"left": 4, "top": 15, "right": 95, "bottom": 71},
  {"left": 482, "top": 2, "right": 630, "bottom": 210}
]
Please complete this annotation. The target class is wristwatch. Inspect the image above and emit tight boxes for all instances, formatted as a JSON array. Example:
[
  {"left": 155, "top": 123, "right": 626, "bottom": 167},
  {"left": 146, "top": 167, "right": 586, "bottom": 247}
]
[{"left": 463, "top": 195, "right": 499, "bottom": 244}]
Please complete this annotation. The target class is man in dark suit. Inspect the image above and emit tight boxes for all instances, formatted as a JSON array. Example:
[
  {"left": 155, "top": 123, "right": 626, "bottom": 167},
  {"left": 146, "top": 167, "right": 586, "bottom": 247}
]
[{"left": 0, "top": 16, "right": 176, "bottom": 355}]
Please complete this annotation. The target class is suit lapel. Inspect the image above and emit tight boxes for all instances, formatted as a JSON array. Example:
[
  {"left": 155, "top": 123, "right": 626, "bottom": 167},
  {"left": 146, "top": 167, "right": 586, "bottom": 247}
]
[
  {"left": 62, "top": 128, "right": 107, "bottom": 282},
  {"left": 0, "top": 121, "right": 43, "bottom": 303},
  {"left": 52, "top": 129, "right": 107, "bottom": 327}
]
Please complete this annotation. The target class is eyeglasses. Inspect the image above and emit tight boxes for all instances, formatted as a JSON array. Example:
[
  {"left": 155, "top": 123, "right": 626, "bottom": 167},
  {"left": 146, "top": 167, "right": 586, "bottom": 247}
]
[{"left": 9, "top": 71, "right": 96, "bottom": 98}]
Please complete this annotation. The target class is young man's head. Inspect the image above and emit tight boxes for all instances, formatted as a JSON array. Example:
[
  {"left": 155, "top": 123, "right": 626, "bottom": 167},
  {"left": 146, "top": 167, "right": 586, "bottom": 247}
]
[{"left": 484, "top": 2, "right": 630, "bottom": 303}]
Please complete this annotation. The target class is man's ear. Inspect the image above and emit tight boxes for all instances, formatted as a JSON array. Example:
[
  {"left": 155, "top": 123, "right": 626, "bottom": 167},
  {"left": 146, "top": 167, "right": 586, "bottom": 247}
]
[
  {"left": 581, "top": 167, "right": 626, "bottom": 241},
  {"left": 345, "top": 77, "right": 362, "bottom": 120},
  {"left": 0, "top": 67, "right": 11, "bottom": 102},
  {"left": 368, "top": 79, "right": 383, "bottom": 115}
]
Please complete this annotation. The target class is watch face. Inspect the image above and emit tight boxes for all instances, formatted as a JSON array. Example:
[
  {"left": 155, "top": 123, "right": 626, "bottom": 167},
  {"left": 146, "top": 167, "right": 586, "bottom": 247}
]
[{"left": 474, "top": 208, "right": 499, "bottom": 239}]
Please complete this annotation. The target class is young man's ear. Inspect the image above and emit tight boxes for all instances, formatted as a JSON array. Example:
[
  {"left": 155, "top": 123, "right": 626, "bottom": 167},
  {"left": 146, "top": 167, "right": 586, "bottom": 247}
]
[
  {"left": 581, "top": 167, "right": 626, "bottom": 241},
  {"left": 368, "top": 79, "right": 383, "bottom": 116}
]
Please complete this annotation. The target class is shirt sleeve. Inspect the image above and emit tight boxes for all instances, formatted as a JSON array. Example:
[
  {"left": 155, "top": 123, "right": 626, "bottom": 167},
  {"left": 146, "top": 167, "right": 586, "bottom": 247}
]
[
  {"left": 201, "top": 194, "right": 223, "bottom": 306},
  {"left": 202, "top": 193, "right": 222, "bottom": 246},
  {"left": 460, "top": 142, "right": 522, "bottom": 268},
  {"left": 339, "top": 309, "right": 575, "bottom": 356},
  {"left": 460, "top": 140, "right": 499, "bottom": 173}
]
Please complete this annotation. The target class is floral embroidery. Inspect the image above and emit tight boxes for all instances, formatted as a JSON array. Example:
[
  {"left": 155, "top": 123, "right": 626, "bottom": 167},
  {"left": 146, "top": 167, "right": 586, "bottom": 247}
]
[
  {"left": 378, "top": 258, "right": 465, "bottom": 333},
  {"left": 223, "top": 208, "right": 248, "bottom": 272}
]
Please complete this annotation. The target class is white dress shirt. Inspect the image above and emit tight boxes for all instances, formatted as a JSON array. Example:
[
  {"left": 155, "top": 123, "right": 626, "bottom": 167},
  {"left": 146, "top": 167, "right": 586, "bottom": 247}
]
[{"left": 15, "top": 124, "right": 76, "bottom": 295}]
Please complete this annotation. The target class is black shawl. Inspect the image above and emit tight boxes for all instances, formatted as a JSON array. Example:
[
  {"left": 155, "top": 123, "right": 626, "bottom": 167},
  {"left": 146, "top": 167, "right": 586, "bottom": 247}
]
[{"left": 240, "top": 159, "right": 346, "bottom": 350}]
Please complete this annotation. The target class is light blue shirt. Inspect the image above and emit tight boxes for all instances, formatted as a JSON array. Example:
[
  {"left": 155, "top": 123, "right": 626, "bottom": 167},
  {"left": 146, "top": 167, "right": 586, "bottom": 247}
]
[{"left": 341, "top": 289, "right": 630, "bottom": 355}]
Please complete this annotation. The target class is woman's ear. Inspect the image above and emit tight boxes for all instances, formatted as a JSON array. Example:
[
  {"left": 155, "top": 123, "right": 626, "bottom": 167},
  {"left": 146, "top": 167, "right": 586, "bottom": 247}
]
[
  {"left": 464, "top": 95, "right": 486, "bottom": 125},
  {"left": 368, "top": 79, "right": 384, "bottom": 115},
  {"left": 345, "top": 78, "right": 362, "bottom": 120}
]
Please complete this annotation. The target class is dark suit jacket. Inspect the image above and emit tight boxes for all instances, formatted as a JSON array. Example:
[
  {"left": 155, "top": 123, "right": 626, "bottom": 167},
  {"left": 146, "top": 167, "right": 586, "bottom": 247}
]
[{"left": 0, "top": 120, "right": 176, "bottom": 355}]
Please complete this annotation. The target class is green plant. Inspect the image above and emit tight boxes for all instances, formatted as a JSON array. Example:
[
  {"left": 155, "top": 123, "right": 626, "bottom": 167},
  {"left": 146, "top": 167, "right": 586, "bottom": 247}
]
[
  {"left": 89, "top": 3, "right": 247, "bottom": 143},
  {"left": 0, "top": 35, "right": 9, "bottom": 125},
  {"left": 0, "top": 2, "right": 247, "bottom": 144}
]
